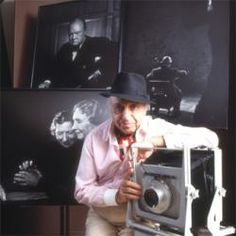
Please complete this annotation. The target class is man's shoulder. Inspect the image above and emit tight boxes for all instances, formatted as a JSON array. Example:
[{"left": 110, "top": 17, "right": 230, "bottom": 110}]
[{"left": 86, "top": 119, "right": 112, "bottom": 140}]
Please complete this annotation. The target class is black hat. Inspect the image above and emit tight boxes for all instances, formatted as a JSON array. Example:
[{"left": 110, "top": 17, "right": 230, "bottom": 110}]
[{"left": 102, "top": 72, "right": 151, "bottom": 104}]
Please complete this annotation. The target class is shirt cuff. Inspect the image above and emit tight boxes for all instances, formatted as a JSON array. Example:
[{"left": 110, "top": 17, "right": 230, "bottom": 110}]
[{"left": 104, "top": 189, "right": 118, "bottom": 206}]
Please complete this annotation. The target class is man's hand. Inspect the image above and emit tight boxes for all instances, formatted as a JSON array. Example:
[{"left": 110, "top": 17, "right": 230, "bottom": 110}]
[
  {"left": 19, "top": 160, "right": 34, "bottom": 171},
  {"left": 38, "top": 80, "right": 51, "bottom": 89},
  {"left": 88, "top": 70, "right": 102, "bottom": 81},
  {"left": 150, "top": 136, "right": 166, "bottom": 148},
  {"left": 133, "top": 142, "right": 154, "bottom": 162},
  {"left": 116, "top": 168, "right": 142, "bottom": 205},
  {"left": 0, "top": 184, "right": 6, "bottom": 201},
  {"left": 132, "top": 136, "right": 165, "bottom": 159},
  {"left": 13, "top": 169, "right": 42, "bottom": 187}
]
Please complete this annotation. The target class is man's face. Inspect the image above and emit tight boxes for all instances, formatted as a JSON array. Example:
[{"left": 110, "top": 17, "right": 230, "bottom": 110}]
[
  {"left": 55, "top": 121, "right": 77, "bottom": 148},
  {"left": 72, "top": 108, "right": 90, "bottom": 139},
  {"left": 110, "top": 97, "right": 148, "bottom": 135},
  {"left": 68, "top": 21, "right": 85, "bottom": 46}
]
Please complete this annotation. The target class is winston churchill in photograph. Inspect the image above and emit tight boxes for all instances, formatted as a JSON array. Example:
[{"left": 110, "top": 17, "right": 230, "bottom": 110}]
[{"left": 31, "top": 0, "right": 121, "bottom": 89}]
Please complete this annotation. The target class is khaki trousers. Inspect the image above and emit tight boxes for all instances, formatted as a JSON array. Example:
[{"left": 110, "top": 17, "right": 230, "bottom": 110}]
[{"left": 85, "top": 205, "right": 134, "bottom": 236}]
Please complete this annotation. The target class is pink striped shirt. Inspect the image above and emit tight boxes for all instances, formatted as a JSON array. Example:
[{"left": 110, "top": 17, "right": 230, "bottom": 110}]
[{"left": 74, "top": 116, "right": 218, "bottom": 207}]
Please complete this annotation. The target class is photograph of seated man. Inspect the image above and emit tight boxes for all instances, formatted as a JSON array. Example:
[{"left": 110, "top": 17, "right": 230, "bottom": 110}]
[{"left": 39, "top": 18, "right": 118, "bottom": 88}]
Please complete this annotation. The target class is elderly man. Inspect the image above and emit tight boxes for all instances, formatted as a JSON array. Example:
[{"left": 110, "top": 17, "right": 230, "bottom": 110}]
[
  {"left": 74, "top": 72, "right": 218, "bottom": 236},
  {"left": 39, "top": 18, "right": 117, "bottom": 88}
]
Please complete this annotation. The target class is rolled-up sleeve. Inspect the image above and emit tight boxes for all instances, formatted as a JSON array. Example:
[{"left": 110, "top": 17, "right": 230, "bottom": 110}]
[{"left": 150, "top": 119, "right": 219, "bottom": 149}]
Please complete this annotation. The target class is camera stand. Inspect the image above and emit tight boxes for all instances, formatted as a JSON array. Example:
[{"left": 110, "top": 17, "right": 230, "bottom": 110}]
[
  {"left": 205, "top": 149, "right": 235, "bottom": 236},
  {"left": 126, "top": 146, "right": 235, "bottom": 236}
]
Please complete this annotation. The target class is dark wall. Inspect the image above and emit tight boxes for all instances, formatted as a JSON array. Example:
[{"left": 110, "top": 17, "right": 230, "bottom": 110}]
[
  {"left": 216, "top": 0, "right": 236, "bottom": 226},
  {"left": 0, "top": 11, "right": 11, "bottom": 87},
  {"left": 232, "top": 0, "right": 236, "bottom": 226}
]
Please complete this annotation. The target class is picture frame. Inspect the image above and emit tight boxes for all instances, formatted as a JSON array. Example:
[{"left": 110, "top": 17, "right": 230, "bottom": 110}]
[
  {"left": 1, "top": 89, "right": 110, "bottom": 205},
  {"left": 121, "top": 0, "right": 230, "bottom": 128},
  {"left": 30, "top": 0, "right": 121, "bottom": 89}
]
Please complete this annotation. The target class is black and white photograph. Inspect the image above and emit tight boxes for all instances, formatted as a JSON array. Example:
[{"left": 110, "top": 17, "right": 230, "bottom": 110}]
[
  {"left": 1, "top": 90, "right": 110, "bottom": 205},
  {"left": 121, "top": 0, "right": 230, "bottom": 128},
  {"left": 31, "top": 0, "right": 121, "bottom": 89}
]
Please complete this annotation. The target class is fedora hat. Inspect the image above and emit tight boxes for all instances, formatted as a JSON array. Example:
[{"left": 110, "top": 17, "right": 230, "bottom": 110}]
[{"left": 102, "top": 72, "right": 151, "bottom": 104}]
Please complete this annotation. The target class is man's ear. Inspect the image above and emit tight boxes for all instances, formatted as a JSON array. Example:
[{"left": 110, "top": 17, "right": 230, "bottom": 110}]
[
  {"left": 50, "top": 122, "right": 56, "bottom": 136},
  {"left": 146, "top": 104, "right": 150, "bottom": 112}
]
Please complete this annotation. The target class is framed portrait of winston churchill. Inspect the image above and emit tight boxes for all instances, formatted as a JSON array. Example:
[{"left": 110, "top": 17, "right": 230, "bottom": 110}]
[{"left": 31, "top": 0, "right": 121, "bottom": 89}]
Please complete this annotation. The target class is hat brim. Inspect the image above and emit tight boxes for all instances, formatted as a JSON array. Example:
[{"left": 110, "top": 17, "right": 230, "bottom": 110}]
[{"left": 101, "top": 92, "right": 153, "bottom": 104}]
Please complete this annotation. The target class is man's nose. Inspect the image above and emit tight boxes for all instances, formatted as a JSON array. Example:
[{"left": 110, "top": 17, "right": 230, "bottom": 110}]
[
  {"left": 71, "top": 122, "right": 77, "bottom": 130},
  {"left": 72, "top": 33, "right": 77, "bottom": 40},
  {"left": 121, "top": 108, "right": 132, "bottom": 118},
  {"left": 62, "top": 133, "right": 68, "bottom": 141}
]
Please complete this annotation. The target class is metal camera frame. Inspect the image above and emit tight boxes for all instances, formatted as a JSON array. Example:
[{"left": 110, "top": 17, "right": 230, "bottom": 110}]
[{"left": 126, "top": 146, "right": 235, "bottom": 236}]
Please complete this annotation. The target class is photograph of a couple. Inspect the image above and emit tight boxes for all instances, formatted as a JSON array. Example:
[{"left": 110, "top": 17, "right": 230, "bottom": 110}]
[{"left": 1, "top": 90, "right": 109, "bottom": 205}]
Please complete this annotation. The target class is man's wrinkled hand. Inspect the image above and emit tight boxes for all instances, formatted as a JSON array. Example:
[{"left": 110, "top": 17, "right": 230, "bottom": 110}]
[
  {"left": 116, "top": 168, "right": 142, "bottom": 205},
  {"left": 19, "top": 160, "right": 34, "bottom": 171},
  {"left": 13, "top": 169, "right": 42, "bottom": 187}
]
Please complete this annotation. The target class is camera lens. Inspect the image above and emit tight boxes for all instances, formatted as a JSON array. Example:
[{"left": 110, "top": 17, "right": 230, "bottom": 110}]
[
  {"left": 144, "top": 189, "right": 159, "bottom": 207},
  {"left": 143, "top": 180, "right": 171, "bottom": 213}
]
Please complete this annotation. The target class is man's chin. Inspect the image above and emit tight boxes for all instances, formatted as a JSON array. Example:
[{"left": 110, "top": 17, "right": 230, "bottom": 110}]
[
  {"left": 60, "top": 142, "right": 74, "bottom": 148},
  {"left": 120, "top": 127, "right": 135, "bottom": 136},
  {"left": 71, "top": 42, "right": 80, "bottom": 46},
  {"left": 75, "top": 132, "right": 84, "bottom": 139}
]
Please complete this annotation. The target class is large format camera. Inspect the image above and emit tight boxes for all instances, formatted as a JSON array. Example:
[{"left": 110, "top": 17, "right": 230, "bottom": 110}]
[{"left": 126, "top": 146, "right": 235, "bottom": 236}]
